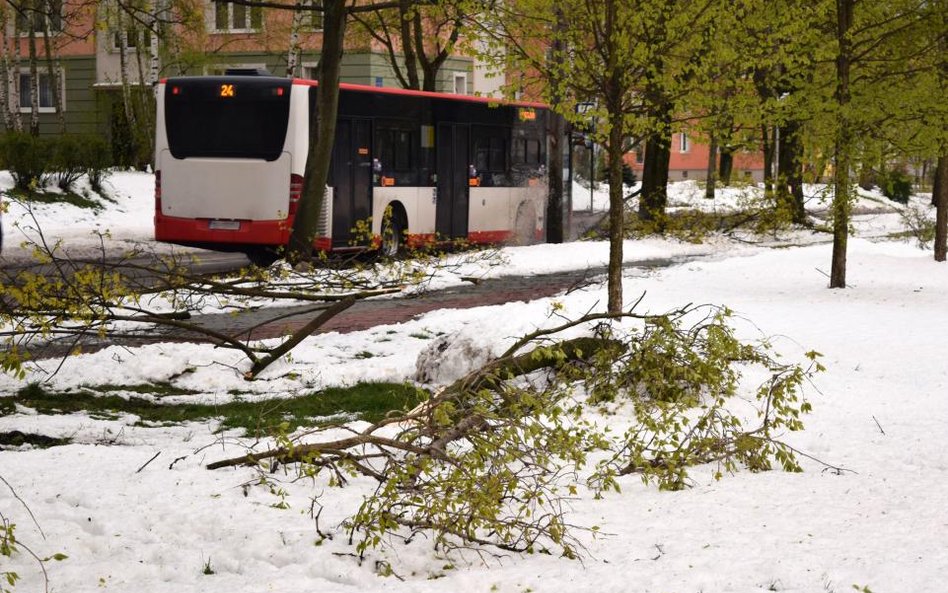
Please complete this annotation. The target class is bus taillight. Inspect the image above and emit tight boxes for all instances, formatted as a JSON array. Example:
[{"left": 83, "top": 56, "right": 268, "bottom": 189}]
[
  {"left": 289, "top": 174, "right": 304, "bottom": 217},
  {"left": 155, "top": 170, "right": 161, "bottom": 211}
]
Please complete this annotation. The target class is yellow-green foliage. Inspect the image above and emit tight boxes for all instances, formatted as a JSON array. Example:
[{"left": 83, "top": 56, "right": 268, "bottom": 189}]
[{"left": 257, "top": 306, "right": 821, "bottom": 559}]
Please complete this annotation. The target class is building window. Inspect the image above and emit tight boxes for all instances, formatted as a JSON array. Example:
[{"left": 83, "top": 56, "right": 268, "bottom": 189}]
[
  {"left": 19, "top": 72, "right": 59, "bottom": 112},
  {"left": 679, "top": 133, "right": 689, "bottom": 153},
  {"left": 16, "top": 0, "right": 62, "bottom": 33},
  {"left": 298, "top": 63, "right": 317, "bottom": 80},
  {"left": 453, "top": 73, "right": 467, "bottom": 95},
  {"left": 300, "top": 2, "right": 323, "bottom": 30},
  {"left": 112, "top": 28, "right": 152, "bottom": 51},
  {"left": 214, "top": 1, "right": 263, "bottom": 31}
]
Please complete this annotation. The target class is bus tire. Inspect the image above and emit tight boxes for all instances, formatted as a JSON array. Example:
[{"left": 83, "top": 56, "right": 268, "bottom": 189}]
[
  {"left": 380, "top": 204, "right": 407, "bottom": 257},
  {"left": 245, "top": 247, "right": 280, "bottom": 267}
]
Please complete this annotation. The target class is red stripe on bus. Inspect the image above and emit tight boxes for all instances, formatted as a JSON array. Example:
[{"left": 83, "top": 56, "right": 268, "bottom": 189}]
[
  {"left": 467, "top": 230, "right": 516, "bottom": 244},
  {"left": 290, "top": 79, "right": 548, "bottom": 109}
]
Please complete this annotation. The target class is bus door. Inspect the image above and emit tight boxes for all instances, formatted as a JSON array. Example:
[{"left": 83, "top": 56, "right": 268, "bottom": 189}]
[
  {"left": 331, "top": 118, "right": 373, "bottom": 247},
  {"left": 436, "top": 123, "right": 470, "bottom": 239}
]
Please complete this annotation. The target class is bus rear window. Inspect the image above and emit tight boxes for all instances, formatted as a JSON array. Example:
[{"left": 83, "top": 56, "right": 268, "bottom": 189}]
[{"left": 164, "top": 77, "right": 291, "bottom": 161}]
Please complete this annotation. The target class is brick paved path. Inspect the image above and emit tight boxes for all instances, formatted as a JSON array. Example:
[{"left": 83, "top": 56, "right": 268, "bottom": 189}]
[{"left": 185, "top": 256, "right": 680, "bottom": 341}]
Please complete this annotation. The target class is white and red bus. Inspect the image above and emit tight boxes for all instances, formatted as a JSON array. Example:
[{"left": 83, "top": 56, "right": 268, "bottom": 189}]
[{"left": 154, "top": 72, "right": 552, "bottom": 261}]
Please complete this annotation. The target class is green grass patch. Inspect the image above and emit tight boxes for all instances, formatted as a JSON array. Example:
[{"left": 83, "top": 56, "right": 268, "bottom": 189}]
[
  {"left": 0, "top": 430, "right": 70, "bottom": 448},
  {"left": 2, "top": 381, "right": 428, "bottom": 437},
  {"left": 6, "top": 187, "right": 102, "bottom": 210}
]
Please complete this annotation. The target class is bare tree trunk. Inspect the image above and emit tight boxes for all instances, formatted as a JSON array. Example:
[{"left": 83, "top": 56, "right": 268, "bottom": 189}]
[
  {"left": 934, "top": 154, "right": 947, "bottom": 262},
  {"left": 603, "top": 0, "right": 623, "bottom": 314},
  {"left": 785, "top": 121, "right": 806, "bottom": 223},
  {"left": 288, "top": 0, "right": 348, "bottom": 262},
  {"left": 40, "top": 10, "right": 65, "bottom": 134},
  {"left": 400, "top": 0, "right": 421, "bottom": 89},
  {"left": 778, "top": 120, "right": 806, "bottom": 223},
  {"left": 638, "top": 126, "right": 670, "bottom": 223},
  {"left": 830, "top": 0, "right": 854, "bottom": 289},
  {"left": 761, "top": 124, "right": 773, "bottom": 194},
  {"left": 545, "top": 6, "right": 566, "bottom": 244},
  {"left": 607, "top": 113, "right": 624, "bottom": 314},
  {"left": 719, "top": 147, "right": 733, "bottom": 185},
  {"left": 118, "top": 17, "right": 135, "bottom": 129},
  {"left": 10, "top": 9, "right": 23, "bottom": 132},
  {"left": 149, "top": 0, "right": 162, "bottom": 89},
  {"left": 131, "top": 16, "right": 157, "bottom": 169},
  {"left": 27, "top": 12, "right": 40, "bottom": 136},
  {"left": 705, "top": 133, "right": 717, "bottom": 199},
  {"left": 0, "top": 4, "right": 14, "bottom": 131},
  {"left": 933, "top": 154, "right": 943, "bottom": 208},
  {"left": 286, "top": 1, "right": 304, "bottom": 77}
]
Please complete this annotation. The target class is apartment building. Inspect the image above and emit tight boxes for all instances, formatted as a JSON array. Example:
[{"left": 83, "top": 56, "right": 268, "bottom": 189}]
[{"left": 5, "top": 1, "right": 484, "bottom": 140}]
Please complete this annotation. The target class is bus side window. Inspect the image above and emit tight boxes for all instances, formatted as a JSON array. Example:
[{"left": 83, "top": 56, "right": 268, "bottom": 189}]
[
  {"left": 375, "top": 125, "right": 415, "bottom": 186},
  {"left": 473, "top": 128, "right": 508, "bottom": 187}
]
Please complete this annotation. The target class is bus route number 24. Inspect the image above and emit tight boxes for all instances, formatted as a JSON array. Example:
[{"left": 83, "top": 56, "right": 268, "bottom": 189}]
[{"left": 220, "top": 84, "right": 236, "bottom": 98}]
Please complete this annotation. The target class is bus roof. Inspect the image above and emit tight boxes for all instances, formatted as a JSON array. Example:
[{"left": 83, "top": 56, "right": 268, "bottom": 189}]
[
  {"left": 295, "top": 79, "right": 549, "bottom": 110},
  {"left": 158, "top": 76, "right": 548, "bottom": 110}
]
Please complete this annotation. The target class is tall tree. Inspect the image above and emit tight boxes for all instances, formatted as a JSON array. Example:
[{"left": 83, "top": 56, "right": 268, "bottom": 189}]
[
  {"left": 212, "top": 0, "right": 411, "bottom": 262},
  {"left": 472, "top": 0, "right": 721, "bottom": 313},
  {"left": 935, "top": 155, "right": 946, "bottom": 262},
  {"left": 350, "top": 0, "right": 462, "bottom": 92},
  {"left": 822, "top": 0, "right": 945, "bottom": 284}
]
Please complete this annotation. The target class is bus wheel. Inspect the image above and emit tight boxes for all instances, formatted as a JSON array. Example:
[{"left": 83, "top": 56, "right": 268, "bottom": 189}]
[
  {"left": 380, "top": 206, "right": 406, "bottom": 257},
  {"left": 244, "top": 247, "right": 280, "bottom": 267}
]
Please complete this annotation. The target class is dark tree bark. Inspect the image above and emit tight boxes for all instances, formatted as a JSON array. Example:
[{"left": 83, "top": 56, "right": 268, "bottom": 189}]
[
  {"left": 830, "top": 0, "right": 854, "bottom": 289},
  {"left": 934, "top": 154, "right": 947, "bottom": 262},
  {"left": 603, "top": 0, "right": 624, "bottom": 314},
  {"left": 933, "top": 155, "right": 943, "bottom": 207},
  {"left": 545, "top": 6, "right": 567, "bottom": 244},
  {"left": 638, "top": 126, "right": 671, "bottom": 224},
  {"left": 287, "top": 0, "right": 348, "bottom": 262},
  {"left": 778, "top": 120, "right": 806, "bottom": 223},
  {"left": 718, "top": 147, "right": 734, "bottom": 185},
  {"left": 547, "top": 117, "right": 565, "bottom": 243},
  {"left": 705, "top": 134, "right": 717, "bottom": 200},
  {"left": 398, "top": 0, "right": 420, "bottom": 89},
  {"left": 761, "top": 124, "right": 774, "bottom": 195}
]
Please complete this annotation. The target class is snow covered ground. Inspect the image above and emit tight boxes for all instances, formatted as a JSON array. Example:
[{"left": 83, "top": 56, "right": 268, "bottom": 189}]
[{"left": 2, "top": 173, "right": 946, "bottom": 593}]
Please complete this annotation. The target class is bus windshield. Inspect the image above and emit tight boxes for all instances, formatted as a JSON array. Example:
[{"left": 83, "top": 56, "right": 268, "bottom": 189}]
[{"left": 164, "top": 77, "right": 292, "bottom": 161}]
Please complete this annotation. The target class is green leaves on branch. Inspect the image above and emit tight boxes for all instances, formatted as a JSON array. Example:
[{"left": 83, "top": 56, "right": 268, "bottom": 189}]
[{"left": 215, "top": 304, "right": 823, "bottom": 561}]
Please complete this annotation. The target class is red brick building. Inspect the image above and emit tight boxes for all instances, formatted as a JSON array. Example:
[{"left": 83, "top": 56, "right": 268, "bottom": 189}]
[{"left": 626, "top": 132, "right": 765, "bottom": 183}]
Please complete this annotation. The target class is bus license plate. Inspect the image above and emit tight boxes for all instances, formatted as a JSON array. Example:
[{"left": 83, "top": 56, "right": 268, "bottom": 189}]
[{"left": 209, "top": 220, "right": 240, "bottom": 230}]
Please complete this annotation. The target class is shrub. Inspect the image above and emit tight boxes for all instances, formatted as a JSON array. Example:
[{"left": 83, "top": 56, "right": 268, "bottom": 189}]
[
  {"left": 80, "top": 135, "right": 112, "bottom": 193},
  {"left": 881, "top": 169, "right": 912, "bottom": 204},
  {"left": 49, "top": 134, "right": 86, "bottom": 191},
  {"left": 0, "top": 132, "right": 51, "bottom": 192}
]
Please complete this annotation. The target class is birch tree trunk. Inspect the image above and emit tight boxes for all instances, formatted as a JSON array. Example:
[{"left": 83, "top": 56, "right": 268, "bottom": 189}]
[
  {"left": 286, "top": 1, "right": 304, "bottom": 77},
  {"left": 40, "top": 9, "right": 65, "bottom": 133},
  {"left": 0, "top": 5, "right": 15, "bottom": 131},
  {"left": 10, "top": 9, "right": 22, "bottom": 132},
  {"left": 27, "top": 11, "right": 41, "bottom": 136}
]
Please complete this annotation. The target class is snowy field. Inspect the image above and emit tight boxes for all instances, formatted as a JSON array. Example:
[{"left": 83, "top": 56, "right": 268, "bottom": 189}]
[{"left": 2, "top": 173, "right": 946, "bottom": 592}]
